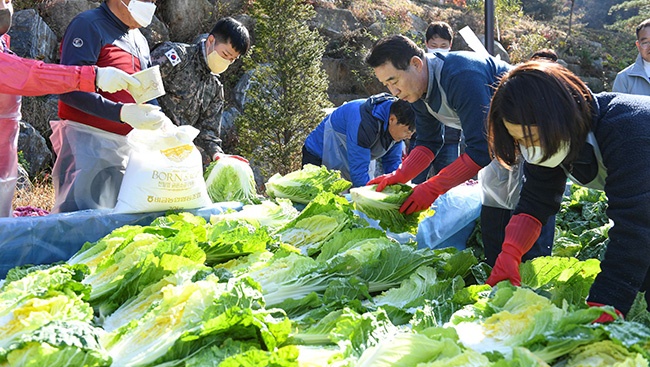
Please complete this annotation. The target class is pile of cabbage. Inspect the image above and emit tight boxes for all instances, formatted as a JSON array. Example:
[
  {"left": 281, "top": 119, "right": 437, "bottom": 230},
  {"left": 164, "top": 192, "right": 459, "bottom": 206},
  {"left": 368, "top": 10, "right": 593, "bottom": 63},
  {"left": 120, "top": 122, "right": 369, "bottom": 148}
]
[{"left": 1, "top": 169, "right": 649, "bottom": 366}]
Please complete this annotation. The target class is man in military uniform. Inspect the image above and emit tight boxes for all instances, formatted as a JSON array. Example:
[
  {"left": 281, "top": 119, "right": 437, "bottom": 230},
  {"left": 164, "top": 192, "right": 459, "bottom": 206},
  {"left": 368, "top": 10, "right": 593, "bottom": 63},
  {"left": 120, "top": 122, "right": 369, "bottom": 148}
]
[{"left": 150, "top": 17, "right": 250, "bottom": 164}]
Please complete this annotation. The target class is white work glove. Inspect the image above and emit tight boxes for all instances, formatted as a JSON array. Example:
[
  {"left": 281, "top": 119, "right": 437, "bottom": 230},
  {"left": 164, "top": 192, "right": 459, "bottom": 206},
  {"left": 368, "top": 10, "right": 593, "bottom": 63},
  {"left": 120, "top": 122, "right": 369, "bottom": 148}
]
[
  {"left": 120, "top": 103, "right": 166, "bottom": 130},
  {"left": 95, "top": 66, "right": 141, "bottom": 93}
]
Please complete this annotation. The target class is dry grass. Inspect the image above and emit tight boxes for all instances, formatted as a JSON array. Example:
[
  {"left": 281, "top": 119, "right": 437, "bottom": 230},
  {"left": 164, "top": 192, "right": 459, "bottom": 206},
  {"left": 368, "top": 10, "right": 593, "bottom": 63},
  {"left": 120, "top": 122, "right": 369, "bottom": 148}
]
[{"left": 12, "top": 176, "right": 55, "bottom": 212}]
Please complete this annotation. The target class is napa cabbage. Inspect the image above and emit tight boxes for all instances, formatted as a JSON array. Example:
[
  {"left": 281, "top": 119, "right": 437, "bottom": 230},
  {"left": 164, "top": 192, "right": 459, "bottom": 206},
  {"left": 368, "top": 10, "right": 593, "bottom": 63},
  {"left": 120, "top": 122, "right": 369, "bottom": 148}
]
[
  {"left": 265, "top": 164, "right": 351, "bottom": 204},
  {"left": 350, "top": 184, "right": 434, "bottom": 234},
  {"left": 564, "top": 340, "right": 648, "bottom": 367},
  {"left": 0, "top": 321, "right": 110, "bottom": 367},
  {"left": 204, "top": 156, "right": 259, "bottom": 204},
  {"left": 210, "top": 198, "right": 299, "bottom": 232}
]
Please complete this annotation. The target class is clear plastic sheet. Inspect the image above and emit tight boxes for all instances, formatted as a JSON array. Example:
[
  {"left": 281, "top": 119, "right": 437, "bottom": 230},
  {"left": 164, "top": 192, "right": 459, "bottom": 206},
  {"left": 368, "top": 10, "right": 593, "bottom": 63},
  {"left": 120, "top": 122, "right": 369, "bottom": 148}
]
[
  {"left": 0, "top": 202, "right": 242, "bottom": 278},
  {"left": 416, "top": 182, "right": 482, "bottom": 251}
]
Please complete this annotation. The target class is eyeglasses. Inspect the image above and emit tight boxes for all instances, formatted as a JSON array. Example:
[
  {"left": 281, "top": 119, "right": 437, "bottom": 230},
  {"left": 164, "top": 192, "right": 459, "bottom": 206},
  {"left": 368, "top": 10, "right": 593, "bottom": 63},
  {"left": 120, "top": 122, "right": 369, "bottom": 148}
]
[{"left": 639, "top": 41, "right": 650, "bottom": 49}]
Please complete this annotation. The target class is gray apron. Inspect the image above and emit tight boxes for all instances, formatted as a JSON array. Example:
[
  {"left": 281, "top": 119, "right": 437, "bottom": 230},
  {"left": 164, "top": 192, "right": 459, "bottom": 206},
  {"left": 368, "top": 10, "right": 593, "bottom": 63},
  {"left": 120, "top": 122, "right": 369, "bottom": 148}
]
[{"left": 562, "top": 132, "right": 607, "bottom": 190}]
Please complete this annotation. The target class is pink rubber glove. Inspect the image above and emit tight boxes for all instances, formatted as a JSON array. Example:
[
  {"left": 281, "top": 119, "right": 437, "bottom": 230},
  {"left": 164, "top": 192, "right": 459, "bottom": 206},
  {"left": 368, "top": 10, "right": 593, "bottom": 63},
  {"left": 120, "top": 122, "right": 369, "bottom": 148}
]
[
  {"left": 587, "top": 301, "right": 624, "bottom": 323},
  {"left": 400, "top": 153, "right": 482, "bottom": 214},
  {"left": 486, "top": 213, "right": 542, "bottom": 287},
  {"left": 367, "top": 146, "right": 434, "bottom": 191}
]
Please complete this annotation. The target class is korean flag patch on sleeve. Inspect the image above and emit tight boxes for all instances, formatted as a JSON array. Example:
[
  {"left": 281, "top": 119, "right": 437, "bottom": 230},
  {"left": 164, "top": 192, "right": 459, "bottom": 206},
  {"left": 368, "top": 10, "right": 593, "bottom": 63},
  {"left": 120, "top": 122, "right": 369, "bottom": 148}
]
[{"left": 165, "top": 48, "right": 181, "bottom": 66}]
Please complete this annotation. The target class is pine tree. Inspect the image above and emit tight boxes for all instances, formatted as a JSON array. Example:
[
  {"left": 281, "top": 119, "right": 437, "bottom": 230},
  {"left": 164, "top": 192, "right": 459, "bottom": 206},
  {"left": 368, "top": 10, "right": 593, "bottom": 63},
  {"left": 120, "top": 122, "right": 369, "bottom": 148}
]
[{"left": 236, "top": 0, "right": 332, "bottom": 177}]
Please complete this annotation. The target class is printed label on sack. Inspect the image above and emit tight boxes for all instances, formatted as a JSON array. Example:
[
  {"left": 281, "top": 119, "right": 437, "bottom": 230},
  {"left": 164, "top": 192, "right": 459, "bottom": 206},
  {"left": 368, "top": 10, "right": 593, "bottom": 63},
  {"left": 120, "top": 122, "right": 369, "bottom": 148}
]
[{"left": 161, "top": 144, "right": 193, "bottom": 162}]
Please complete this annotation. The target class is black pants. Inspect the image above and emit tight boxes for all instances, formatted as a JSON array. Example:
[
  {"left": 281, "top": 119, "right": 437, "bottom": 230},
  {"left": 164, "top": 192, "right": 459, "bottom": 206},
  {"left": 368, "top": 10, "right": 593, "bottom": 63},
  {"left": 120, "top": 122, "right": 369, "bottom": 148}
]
[
  {"left": 301, "top": 145, "right": 322, "bottom": 167},
  {"left": 481, "top": 205, "right": 555, "bottom": 266}
]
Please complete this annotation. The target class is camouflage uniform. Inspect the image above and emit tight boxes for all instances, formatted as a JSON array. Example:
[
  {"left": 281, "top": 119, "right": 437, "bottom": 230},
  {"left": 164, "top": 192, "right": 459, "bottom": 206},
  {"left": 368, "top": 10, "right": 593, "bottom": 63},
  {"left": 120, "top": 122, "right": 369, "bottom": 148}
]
[{"left": 150, "top": 39, "right": 224, "bottom": 163}]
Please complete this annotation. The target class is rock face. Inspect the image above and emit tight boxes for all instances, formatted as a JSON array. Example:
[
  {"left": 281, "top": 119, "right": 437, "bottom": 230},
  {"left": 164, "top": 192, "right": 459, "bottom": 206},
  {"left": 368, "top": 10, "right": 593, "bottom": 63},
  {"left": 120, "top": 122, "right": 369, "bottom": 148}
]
[
  {"left": 8, "top": 9, "right": 58, "bottom": 63},
  {"left": 17, "top": 121, "right": 53, "bottom": 179}
]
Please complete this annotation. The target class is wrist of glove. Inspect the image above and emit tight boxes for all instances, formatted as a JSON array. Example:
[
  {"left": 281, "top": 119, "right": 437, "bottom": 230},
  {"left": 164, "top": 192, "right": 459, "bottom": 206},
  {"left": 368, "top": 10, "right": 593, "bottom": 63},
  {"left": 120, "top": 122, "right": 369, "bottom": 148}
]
[
  {"left": 399, "top": 179, "right": 442, "bottom": 214},
  {"left": 212, "top": 153, "right": 249, "bottom": 164},
  {"left": 96, "top": 66, "right": 141, "bottom": 93},
  {"left": 486, "top": 213, "right": 542, "bottom": 287},
  {"left": 399, "top": 153, "right": 482, "bottom": 215},
  {"left": 587, "top": 301, "right": 624, "bottom": 323},
  {"left": 486, "top": 246, "right": 523, "bottom": 286},
  {"left": 120, "top": 103, "right": 166, "bottom": 130}
]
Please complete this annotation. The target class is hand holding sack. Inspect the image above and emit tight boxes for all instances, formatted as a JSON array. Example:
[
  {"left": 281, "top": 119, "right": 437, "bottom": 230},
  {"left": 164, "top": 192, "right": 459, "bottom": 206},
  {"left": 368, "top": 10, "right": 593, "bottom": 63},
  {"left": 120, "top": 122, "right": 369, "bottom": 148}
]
[
  {"left": 486, "top": 213, "right": 542, "bottom": 287},
  {"left": 120, "top": 103, "right": 166, "bottom": 130},
  {"left": 95, "top": 66, "right": 141, "bottom": 93}
]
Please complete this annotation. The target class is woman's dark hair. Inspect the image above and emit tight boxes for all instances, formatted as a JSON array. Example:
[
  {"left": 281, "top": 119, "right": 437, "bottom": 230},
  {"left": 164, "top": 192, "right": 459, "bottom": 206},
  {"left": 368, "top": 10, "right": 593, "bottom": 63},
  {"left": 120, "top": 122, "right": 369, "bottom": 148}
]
[
  {"left": 210, "top": 17, "right": 251, "bottom": 56},
  {"left": 488, "top": 61, "right": 593, "bottom": 167},
  {"left": 365, "top": 35, "right": 424, "bottom": 71},
  {"left": 390, "top": 99, "right": 416, "bottom": 131}
]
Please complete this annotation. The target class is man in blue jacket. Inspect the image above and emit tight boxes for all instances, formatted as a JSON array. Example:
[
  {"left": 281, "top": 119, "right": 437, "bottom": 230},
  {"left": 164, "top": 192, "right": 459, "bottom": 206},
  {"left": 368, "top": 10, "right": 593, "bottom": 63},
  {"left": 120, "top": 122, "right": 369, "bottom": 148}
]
[{"left": 302, "top": 93, "right": 415, "bottom": 188}]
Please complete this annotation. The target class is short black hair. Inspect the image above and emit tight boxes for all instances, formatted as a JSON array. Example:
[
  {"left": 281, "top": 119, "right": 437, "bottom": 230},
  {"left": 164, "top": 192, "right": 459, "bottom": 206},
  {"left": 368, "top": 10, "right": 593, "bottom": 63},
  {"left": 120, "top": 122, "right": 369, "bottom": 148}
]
[
  {"left": 210, "top": 17, "right": 251, "bottom": 56},
  {"left": 365, "top": 35, "right": 424, "bottom": 71},
  {"left": 636, "top": 18, "right": 650, "bottom": 39},
  {"left": 390, "top": 99, "right": 415, "bottom": 132},
  {"left": 425, "top": 21, "right": 453, "bottom": 43}
]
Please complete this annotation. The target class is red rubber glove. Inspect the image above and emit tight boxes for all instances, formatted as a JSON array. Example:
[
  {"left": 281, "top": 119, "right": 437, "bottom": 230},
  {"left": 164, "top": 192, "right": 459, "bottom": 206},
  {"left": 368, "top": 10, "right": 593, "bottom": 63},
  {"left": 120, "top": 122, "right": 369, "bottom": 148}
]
[
  {"left": 400, "top": 153, "right": 482, "bottom": 214},
  {"left": 587, "top": 301, "right": 624, "bottom": 323},
  {"left": 367, "top": 146, "right": 434, "bottom": 191},
  {"left": 213, "top": 153, "right": 249, "bottom": 164},
  {"left": 486, "top": 213, "right": 542, "bottom": 287}
]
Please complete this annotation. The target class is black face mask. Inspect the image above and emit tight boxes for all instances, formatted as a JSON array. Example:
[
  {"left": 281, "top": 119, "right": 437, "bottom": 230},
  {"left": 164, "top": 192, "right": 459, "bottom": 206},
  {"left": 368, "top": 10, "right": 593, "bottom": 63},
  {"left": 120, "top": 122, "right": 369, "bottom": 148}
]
[{"left": 0, "top": 9, "right": 12, "bottom": 35}]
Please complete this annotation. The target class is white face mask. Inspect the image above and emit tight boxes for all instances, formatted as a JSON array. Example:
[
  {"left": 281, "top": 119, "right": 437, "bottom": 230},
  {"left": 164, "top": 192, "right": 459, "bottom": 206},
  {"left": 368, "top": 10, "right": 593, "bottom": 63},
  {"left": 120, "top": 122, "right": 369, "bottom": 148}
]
[
  {"left": 121, "top": 0, "right": 156, "bottom": 27},
  {"left": 427, "top": 47, "right": 450, "bottom": 54},
  {"left": 206, "top": 44, "right": 231, "bottom": 74},
  {"left": 520, "top": 143, "right": 570, "bottom": 168}
]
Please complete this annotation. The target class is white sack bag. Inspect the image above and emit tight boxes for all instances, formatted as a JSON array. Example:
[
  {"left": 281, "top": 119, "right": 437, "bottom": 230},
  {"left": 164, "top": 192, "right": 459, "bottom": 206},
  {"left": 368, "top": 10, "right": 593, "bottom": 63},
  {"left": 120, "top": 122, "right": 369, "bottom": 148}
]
[{"left": 113, "top": 125, "right": 212, "bottom": 213}]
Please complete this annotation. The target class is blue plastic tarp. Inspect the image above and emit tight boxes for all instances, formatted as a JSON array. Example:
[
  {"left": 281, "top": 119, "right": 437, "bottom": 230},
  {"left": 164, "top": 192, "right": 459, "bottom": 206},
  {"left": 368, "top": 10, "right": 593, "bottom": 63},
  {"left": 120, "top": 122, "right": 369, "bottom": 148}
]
[{"left": 0, "top": 202, "right": 242, "bottom": 278}]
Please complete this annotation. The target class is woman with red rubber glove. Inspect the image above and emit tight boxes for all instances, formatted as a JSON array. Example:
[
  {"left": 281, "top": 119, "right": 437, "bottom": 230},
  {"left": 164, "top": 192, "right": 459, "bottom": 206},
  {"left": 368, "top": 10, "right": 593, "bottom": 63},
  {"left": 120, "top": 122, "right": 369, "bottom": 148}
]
[
  {"left": 365, "top": 35, "right": 556, "bottom": 262},
  {"left": 485, "top": 60, "right": 650, "bottom": 323}
]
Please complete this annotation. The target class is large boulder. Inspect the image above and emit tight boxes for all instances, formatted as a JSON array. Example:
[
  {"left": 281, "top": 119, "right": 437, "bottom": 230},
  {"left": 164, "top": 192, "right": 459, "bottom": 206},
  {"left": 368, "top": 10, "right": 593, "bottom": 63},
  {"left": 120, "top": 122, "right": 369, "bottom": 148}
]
[
  {"left": 156, "top": 0, "right": 215, "bottom": 43},
  {"left": 38, "top": 0, "right": 100, "bottom": 40},
  {"left": 17, "top": 121, "right": 53, "bottom": 178},
  {"left": 310, "top": 7, "right": 361, "bottom": 39},
  {"left": 19, "top": 95, "right": 60, "bottom": 142},
  {"left": 7, "top": 9, "right": 58, "bottom": 63}
]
